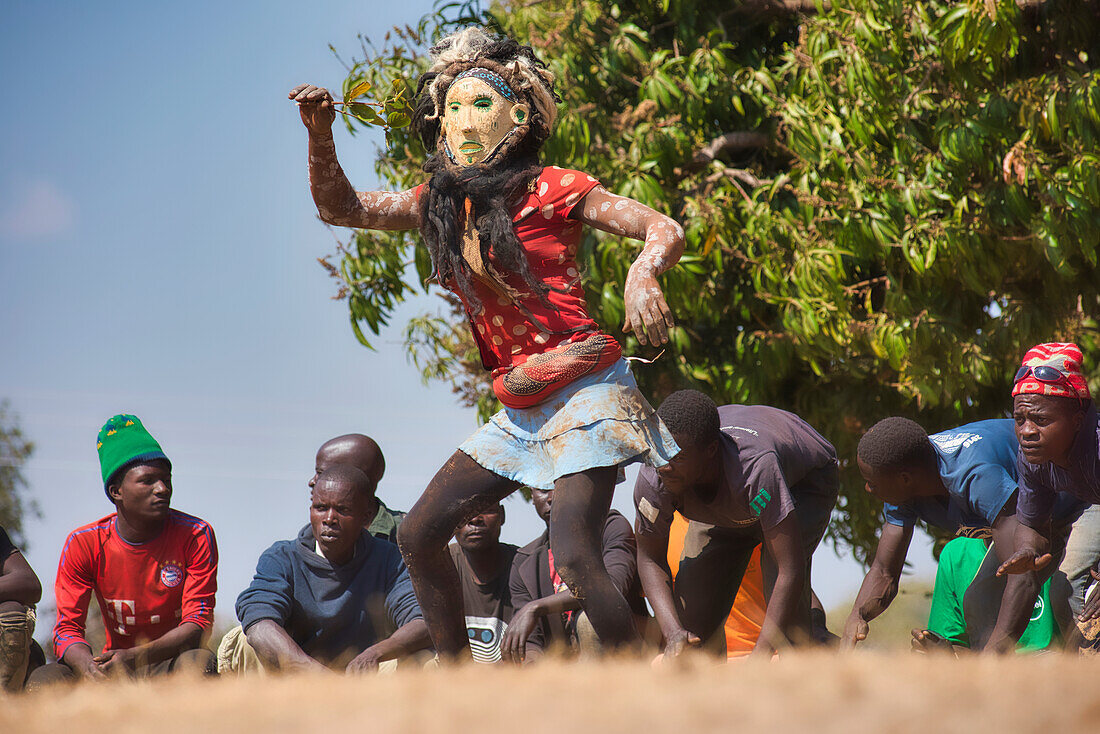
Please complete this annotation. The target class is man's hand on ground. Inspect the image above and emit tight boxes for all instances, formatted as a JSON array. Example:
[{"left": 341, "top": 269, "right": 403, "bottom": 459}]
[
  {"left": 910, "top": 629, "right": 955, "bottom": 654},
  {"left": 79, "top": 659, "right": 108, "bottom": 680},
  {"left": 1080, "top": 570, "right": 1100, "bottom": 622},
  {"left": 662, "top": 628, "right": 702, "bottom": 658},
  {"left": 289, "top": 84, "right": 336, "bottom": 135},
  {"left": 841, "top": 616, "right": 869, "bottom": 649},
  {"left": 346, "top": 646, "right": 385, "bottom": 675},
  {"left": 93, "top": 648, "right": 137, "bottom": 676}
]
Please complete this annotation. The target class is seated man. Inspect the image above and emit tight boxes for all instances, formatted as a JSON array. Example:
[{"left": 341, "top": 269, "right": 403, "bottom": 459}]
[
  {"left": 503, "top": 488, "right": 647, "bottom": 663},
  {"left": 449, "top": 505, "right": 517, "bottom": 664},
  {"left": 230, "top": 465, "right": 429, "bottom": 673},
  {"left": 842, "top": 415, "right": 1074, "bottom": 651},
  {"left": 634, "top": 390, "right": 839, "bottom": 657},
  {"left": 28, "top": 415, "right": 218, "bottom": 687},
  {"left": 998, "top": 343, "right": 1100, "bottom": 649},
  {"left": 1, "top": 525, "right": 44, "bottom": 691},
  {"left": 912, "top": 529, "right": 1059, "bottom": 655},
  {"left": 311, "top": 434, "right": 405, "bottom": 544}
]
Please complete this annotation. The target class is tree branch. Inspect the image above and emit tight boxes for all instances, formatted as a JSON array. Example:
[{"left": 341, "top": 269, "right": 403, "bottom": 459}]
[{"left": 692, "top": 131, "right": 771, "bottom": 165}]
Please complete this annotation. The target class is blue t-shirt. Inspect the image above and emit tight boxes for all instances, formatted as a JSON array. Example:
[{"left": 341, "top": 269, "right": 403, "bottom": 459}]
[{"left": 885, "top": 420, "right": 1018, "bottom": 531}]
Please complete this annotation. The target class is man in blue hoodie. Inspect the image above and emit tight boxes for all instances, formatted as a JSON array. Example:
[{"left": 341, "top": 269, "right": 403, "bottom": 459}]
[{"left": 225, "top": 465, "right": 430, "bottom": 673}]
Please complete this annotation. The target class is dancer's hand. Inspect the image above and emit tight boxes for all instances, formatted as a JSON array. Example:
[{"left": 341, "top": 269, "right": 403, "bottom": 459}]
[
  {"left": 289, "top": 84, "right": 336, "bottom": 135},
  {"left": 624, "top": 264, "right": 674, "bottom": 346}
]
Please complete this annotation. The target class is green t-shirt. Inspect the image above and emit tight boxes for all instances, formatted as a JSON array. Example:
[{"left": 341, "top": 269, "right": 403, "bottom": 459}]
[{"left": 927, "top": 536, "right": 1057, "bottom": 652}]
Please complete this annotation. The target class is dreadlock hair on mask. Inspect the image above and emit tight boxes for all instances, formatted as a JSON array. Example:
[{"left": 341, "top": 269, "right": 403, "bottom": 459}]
[{"left": 413, "top": 27, "right": 564, "bottom": 315}]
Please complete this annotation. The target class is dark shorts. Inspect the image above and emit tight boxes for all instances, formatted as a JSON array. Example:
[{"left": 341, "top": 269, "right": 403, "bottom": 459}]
[{"left": 674, "top": 463, "right": 838, "bottom": 650}]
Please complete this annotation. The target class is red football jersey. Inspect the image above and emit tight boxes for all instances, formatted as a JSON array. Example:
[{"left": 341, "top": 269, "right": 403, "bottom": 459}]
[{"left": 52, "top": 509, "right": 218, "bottom": 659}]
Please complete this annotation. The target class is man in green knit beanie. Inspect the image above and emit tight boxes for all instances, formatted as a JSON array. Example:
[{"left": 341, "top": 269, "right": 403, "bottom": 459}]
[{"left": 27, "top": 415, "right": 219, "bottom": 688}]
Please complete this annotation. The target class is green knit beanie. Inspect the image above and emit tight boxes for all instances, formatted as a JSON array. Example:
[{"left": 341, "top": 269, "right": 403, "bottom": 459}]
[{"left": 96, "top": 414, "right": 170, "bottom": 497}]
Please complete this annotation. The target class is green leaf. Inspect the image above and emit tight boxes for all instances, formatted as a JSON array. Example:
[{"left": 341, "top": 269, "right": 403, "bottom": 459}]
[
  {"left": 387, "top": 111, "right": 411, "bottom": 128},
  {"left": 347, "top": 78, "right": 372, "bottom": 101}
]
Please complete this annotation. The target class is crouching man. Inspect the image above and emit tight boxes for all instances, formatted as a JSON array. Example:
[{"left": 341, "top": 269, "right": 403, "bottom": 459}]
[
  {"left": 1, "top": 525, "right": 44, "bottom": 690},
  {"left": 28, "top": 415, "right": 218, "bottom": 687},
  {"left": 227, "top": 465, "right": 430, "bottom": 674},
  {"left": 635, "top": 391, "right": 839, "bottom": 658}
]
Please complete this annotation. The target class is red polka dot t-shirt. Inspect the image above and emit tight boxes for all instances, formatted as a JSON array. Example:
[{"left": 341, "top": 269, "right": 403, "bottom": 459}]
[{"left": 417, "top": 167, "right": 616, "bottom": 377}]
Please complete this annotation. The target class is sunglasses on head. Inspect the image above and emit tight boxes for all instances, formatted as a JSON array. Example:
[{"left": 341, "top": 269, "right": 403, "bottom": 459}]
[{"left": 1014, "top": 364, "right": 1080, "bottom": 398}]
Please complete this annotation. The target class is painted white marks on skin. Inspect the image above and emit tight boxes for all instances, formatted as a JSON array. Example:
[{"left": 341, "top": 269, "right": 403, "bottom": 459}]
[
  {"left": 586, "top": 207, "right": 598, "bottom": 219},
  {"left": 609, "top": 220, "right": 620, "bottom": 230},
  {"left": 614, "top": 200, "right": 629, "bottom": 211},
  {"left": 308, "top": 126, "right": 419, "bottom": 229},
  {"left": 601, "top": 202, "right": 612, "bottom": 212}
]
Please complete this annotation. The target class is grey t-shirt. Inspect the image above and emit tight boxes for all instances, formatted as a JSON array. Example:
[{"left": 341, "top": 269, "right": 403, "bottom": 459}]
[
  {"left": 449, "top": 542, "right": 518, "bottom": 664},
  {"left": 634, "top": 404, "right": 837, "bottom": 536}
]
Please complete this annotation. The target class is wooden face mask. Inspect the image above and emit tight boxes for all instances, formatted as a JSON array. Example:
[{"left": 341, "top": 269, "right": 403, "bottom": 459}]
[{"left": 441, "top": 69, "right": 530, "bottom": 167}]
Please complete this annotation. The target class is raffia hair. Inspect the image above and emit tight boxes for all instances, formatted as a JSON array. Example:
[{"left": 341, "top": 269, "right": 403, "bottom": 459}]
[{"left": 413, "top": 28, "right": 560, "bottom": 156}]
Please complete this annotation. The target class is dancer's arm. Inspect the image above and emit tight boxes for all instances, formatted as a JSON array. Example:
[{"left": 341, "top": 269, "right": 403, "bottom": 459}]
[
  {"left": 290, "top": 84, "right": 420, "bottom": 231},
  {"left": 574, "top": 187, "right": 684, "bottom": 347}
]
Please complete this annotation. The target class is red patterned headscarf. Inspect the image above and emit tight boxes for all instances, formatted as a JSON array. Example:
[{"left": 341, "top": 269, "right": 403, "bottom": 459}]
[{"left": 1011, "top": 342, "right": 1091, "bottom": 400}]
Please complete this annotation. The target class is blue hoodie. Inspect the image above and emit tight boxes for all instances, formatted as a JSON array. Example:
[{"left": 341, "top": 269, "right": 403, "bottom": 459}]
[{"left": 236, "top": 524, "right": 421, "bottom": 668}]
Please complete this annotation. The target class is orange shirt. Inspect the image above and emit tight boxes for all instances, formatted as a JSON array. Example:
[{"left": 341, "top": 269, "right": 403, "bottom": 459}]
[{"left": 666, "top": 512, "right": 766, "bottom": 658}]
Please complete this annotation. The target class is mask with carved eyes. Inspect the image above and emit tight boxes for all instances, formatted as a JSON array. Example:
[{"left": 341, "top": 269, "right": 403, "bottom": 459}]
[{"left": 441, "top": 74, "right": 530, "bottom": 167}]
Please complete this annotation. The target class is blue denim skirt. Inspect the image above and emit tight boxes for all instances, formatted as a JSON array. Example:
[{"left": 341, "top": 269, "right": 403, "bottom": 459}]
[{"left": 459, "top": 359, "right": 679, "bottom": 490}]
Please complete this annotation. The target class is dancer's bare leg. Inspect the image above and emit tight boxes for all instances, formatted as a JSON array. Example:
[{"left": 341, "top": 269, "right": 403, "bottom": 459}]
[
  {"left": 397, "top": 451, "right": 518, "bottom": 661},
  {"left": 550, "top": 466, "right": 640, "bottom": 650}
]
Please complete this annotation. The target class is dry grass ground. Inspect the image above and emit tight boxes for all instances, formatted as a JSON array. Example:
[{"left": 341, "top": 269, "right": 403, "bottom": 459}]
[{"left": 4, "top": 653, "right": 1097, "bottom": 734}]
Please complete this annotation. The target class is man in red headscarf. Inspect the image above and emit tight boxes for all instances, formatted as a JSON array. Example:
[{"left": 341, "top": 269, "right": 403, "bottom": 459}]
[{"left": 997, "top": 342, "right": 1100, "bottom": 650}]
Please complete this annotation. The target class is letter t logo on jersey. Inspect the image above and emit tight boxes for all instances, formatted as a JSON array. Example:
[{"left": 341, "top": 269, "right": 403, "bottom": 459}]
[{"left": 103, "top": 598, "right": 137, "bottom": 631}]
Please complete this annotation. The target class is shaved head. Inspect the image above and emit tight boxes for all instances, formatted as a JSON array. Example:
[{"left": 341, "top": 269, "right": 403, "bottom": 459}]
[{"left": 312, "top": 434, "right": 386, "bottom": 489}]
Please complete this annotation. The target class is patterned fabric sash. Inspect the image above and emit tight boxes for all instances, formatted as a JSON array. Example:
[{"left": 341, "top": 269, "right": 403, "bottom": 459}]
[{"left": 493, "top": 332, "right": 622, "bottom": 409}]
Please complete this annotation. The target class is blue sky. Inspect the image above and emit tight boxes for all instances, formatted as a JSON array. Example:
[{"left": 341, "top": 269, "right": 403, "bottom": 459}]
[{"left": 1, "top": 0, "right": 934, "bottom": 640}]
